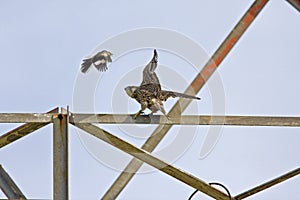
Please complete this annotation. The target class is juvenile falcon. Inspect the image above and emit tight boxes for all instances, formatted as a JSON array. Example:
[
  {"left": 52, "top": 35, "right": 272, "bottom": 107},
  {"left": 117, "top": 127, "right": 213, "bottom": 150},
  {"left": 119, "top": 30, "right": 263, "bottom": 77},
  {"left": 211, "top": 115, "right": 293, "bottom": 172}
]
[
  {"left": 81, "top": 50, "right": 113, "bottom": 73},
  {"left": 125, "top": 49, "right": 200, "bottom": 119}
]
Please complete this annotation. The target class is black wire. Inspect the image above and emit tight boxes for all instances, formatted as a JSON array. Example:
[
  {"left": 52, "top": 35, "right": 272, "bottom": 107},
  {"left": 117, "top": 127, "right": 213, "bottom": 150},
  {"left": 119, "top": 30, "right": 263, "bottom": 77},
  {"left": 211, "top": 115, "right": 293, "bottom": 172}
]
[
  {"left": 188, "top": 190, "right": 199, "bottom": 200},
  {"left": 188, "top": 182, "right": 232, "bottom": 200},
  {"left": 209, "top": 182, "right": 232, "bottom": 200}
]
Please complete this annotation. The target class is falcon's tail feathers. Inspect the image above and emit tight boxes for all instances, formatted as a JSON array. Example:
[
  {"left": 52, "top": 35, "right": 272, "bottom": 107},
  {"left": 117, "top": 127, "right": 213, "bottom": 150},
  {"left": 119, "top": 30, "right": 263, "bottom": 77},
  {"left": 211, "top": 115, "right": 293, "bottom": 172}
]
[{"left": 164, "top": 90, "right": 201, "bottom": 100}]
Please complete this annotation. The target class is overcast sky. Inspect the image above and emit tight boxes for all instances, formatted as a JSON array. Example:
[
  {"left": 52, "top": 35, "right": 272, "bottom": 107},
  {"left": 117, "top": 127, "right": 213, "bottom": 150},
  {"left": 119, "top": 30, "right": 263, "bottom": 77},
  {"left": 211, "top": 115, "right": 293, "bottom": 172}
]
[{"left": 1, "top": 1, "right": 300, "bottom": 199}]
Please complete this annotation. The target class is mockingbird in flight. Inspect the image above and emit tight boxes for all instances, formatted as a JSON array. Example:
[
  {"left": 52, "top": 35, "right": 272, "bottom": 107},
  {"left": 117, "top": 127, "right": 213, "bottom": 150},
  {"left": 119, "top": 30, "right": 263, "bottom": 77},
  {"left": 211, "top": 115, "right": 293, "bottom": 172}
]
[{"left": 81, "top": 50, "right": 112, "bottom": 73}]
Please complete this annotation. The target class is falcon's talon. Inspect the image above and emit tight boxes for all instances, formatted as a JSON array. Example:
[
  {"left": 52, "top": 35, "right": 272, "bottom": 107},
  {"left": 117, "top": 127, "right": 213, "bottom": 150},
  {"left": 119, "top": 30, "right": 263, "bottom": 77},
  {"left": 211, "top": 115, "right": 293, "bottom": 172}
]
[{"left": 132, "top": 111, "right": 144, "bottom": 119}]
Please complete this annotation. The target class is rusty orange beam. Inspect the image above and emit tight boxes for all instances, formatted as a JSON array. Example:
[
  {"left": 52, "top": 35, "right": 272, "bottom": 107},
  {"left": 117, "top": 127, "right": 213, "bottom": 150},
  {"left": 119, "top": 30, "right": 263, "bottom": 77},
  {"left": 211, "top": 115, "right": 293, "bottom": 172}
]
[
  {"left": 102, "top": 1, "right": 270, "bottom": 199},
  {"left": 191, "top": 0, "right": 269, "bottom": 90}
]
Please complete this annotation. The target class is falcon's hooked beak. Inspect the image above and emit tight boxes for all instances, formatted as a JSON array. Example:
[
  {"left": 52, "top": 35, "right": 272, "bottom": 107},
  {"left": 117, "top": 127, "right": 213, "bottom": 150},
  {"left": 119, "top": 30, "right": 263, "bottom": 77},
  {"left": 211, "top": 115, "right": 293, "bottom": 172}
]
[{"left": 124, "top": 86, "right": 137, "bottom": 98}]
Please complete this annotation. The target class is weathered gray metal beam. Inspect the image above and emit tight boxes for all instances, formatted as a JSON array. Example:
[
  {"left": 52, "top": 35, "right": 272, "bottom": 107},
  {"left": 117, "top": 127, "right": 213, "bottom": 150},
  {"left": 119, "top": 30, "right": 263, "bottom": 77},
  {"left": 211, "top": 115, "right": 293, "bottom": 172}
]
[
  {"left": 53, "top": 114, "right": 69, "bottom": 200},
  {"left": 0, "top": 113, "right": 54, "bottom": 123},
  {"left": 0, "top": 165, "right": 26, "bottom": 200},
  {"left": 71, "top": 114, "right": 300, "bottom": 126},
  {"left": 74, "top": 123, "right": 232, "bottom": 200},
  {"left": 234, "top": 167, "right": 300, "bottom": 199},
  {"left": 2, "top": 113, "right": 300, "bottom": 126},
  {"left": 0, "top": 108, "right": 59, "bottom": 149}
]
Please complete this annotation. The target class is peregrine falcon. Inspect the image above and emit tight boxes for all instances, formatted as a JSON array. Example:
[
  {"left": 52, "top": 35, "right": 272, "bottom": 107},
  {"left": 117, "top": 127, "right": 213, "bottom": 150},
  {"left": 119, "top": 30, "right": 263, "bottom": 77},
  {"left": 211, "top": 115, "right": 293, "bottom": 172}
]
[
  {"left": 81, "top": 50, "right": 113, "bottom": 73},
  {"left": 125, "top": 49, "right": 200, "bottom": 119}
]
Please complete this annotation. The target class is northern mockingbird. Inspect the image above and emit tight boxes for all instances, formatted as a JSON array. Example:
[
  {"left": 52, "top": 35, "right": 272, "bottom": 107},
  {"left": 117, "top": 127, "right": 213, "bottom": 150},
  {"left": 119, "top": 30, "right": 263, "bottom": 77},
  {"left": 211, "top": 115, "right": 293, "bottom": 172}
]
[{"left": 81, "top": 50, "right": 112, "bottom": 73}]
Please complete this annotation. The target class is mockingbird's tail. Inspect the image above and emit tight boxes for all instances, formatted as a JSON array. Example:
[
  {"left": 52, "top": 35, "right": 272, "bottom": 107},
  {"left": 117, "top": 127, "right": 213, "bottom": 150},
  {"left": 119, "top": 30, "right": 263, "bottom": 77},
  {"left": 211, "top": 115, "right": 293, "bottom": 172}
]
[{"left": 81, "top": 57, "right": 93, "bottom": 73}]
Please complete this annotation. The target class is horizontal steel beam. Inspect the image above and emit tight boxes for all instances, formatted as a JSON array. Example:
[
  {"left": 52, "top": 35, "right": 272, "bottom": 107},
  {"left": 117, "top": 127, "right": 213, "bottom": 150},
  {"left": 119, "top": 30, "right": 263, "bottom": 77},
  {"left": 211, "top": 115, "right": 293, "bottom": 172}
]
[
  {"left": 0, "top": 108, "right": 59, "bottom": 148},
  {"left": 1, "top": 113, "right": 300, "bottom": 127},
  {"left": 71, "top": 114, "right": 300, "bottom": 126},
  {"left": 0, "top": 113, "right": 55, "bottom": 123}
]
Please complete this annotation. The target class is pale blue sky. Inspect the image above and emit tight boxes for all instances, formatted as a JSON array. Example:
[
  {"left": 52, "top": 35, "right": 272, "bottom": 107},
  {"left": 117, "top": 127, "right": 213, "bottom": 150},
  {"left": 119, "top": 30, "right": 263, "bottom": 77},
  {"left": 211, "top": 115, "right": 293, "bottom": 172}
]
[{"left": 1, "top": 1, "right": 300, "bottom": 199}]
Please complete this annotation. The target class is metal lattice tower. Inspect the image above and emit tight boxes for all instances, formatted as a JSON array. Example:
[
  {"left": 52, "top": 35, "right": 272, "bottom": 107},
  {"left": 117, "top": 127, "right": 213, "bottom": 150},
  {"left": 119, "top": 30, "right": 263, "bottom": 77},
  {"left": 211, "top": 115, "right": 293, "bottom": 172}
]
[{"left": 1, "top": 1, "right": 299, "bottom": 199}]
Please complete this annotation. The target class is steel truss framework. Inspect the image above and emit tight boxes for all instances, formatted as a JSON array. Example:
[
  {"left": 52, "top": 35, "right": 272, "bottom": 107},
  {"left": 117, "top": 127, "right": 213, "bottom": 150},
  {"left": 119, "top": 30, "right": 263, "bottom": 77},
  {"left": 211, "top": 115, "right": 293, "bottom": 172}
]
[
  {"left": 0, "top": 111, "right": 300, "bottom": 200},
  {"left": 0, "top": 0, "right": 299, "bottom": 199}
]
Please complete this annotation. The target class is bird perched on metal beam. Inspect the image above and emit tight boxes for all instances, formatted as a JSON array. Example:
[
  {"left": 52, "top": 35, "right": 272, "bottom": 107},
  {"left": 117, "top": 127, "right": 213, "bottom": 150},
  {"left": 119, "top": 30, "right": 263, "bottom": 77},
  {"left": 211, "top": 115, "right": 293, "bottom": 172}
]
[
  {"left": 81, "top": 50, "right": 113, "bottom": 73},
  {"left": 125, "top": 49, "right": 200, "bottom": 119}
]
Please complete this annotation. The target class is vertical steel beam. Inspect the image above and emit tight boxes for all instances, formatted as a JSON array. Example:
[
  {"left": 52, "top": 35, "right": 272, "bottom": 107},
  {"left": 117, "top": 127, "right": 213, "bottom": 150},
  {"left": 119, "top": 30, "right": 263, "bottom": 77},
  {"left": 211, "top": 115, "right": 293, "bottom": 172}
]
[
  {"left": 0, "top": 165, "right": 26, "bottom": 200},
  {"left": 102, "top": 0, "right": 269, "bottom": 199},
  {"left": 53, "top": 113, "right": 69, "bottom": 200}
]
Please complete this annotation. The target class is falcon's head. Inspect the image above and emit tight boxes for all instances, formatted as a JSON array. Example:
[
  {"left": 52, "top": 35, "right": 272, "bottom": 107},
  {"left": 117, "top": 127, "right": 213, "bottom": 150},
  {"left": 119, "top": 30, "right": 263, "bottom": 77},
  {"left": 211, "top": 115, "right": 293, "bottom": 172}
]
[{"left": 124, "top": 86, "right": 138, "bottom": 98}]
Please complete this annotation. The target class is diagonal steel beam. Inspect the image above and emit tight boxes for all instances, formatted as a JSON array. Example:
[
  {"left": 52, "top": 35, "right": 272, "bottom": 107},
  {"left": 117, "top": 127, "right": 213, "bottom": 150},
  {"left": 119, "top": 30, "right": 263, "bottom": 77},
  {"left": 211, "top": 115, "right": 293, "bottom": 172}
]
[
  {"left": 0, "top": 108, "right": 59, "bottom": 148},
  {"left": 74, "top": 123, "right": 232, "bottom": 200},
  {"left": 0, "top": 164, "right": 27, "bottom": 199},
  {"left": 234, "top": 167, "right": 300, "bottom": 199},
  {"left": 286, "top": 0, "right": 300, "bottom": 12},
  {"left": 102, "top": 0, "right": 269, "bottom": 199}
]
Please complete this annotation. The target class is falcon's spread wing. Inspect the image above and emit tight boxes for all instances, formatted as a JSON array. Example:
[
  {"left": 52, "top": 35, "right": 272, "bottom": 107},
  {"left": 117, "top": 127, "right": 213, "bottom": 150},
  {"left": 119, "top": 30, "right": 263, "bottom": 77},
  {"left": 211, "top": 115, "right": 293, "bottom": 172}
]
[
  {"left": 140, "top": 49, "right": 160, "bottom": 87},
  {"left": 159, "top": 90, "right": 201, "bottom": 101}
]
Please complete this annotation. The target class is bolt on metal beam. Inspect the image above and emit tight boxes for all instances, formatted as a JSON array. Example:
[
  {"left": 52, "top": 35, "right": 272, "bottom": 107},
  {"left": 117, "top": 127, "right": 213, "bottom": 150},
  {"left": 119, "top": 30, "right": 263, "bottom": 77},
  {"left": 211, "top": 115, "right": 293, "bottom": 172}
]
[
  {"left": 53, "top": 113, "right": 69, "bottom": 200},
  {"left": 102, "top": 0, "right": 270, "bottom": 199}
]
